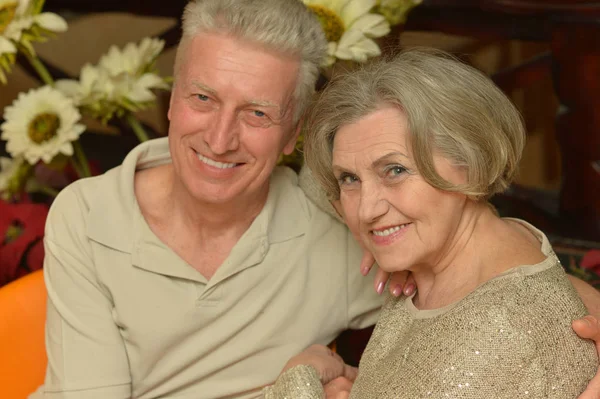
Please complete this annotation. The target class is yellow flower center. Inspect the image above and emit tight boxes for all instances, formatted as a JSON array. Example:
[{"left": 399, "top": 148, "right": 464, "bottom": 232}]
[
  {"left": 307, "top": 4, "right": 345, "bottom": 43},
  {"left": 0, "top": 2, "right": 17, "bottom": 35},
  {"left": 28, "top": 112, "right": 61, "bottom": 144}
]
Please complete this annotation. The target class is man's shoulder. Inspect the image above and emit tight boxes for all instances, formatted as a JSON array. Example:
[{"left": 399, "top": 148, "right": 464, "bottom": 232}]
[
  {"left": 45, "top": 144, "right": 142, "bottom": 249},
  {"left": 271, "top": 166, "right": 346, "bottom": 232},
  {"left": 51, "top": 164, "right": 128, "bottom": 216},
  {"left": 50, "top": 137, "right": 164, "bottom": 217}
]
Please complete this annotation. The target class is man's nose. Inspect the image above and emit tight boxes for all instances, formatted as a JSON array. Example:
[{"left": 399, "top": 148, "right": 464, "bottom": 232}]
[
  {"left": 358, "top": 181, "right": 388, "bottom": 223},
  {"left": 204, "top": 109, "right": 240, "bottom": 154}
]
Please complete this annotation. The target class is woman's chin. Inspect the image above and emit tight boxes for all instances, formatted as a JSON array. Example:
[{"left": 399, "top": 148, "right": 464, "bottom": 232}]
[{"left": 375, "top": 261, "right": 408, "bottom": 274}]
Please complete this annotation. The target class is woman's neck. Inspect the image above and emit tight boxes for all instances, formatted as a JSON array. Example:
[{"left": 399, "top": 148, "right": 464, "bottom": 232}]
[{"left": 410, "top": 203, "right": 507, "bottom": 310}]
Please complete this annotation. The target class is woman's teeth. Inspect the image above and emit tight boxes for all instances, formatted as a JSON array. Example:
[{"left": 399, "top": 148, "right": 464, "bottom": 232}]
[{"left": 372, "top": 224, "right": 409, "bottom": 237}]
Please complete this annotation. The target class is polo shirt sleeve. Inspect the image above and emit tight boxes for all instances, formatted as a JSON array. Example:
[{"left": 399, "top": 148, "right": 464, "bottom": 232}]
[
  {"left": 39, "top": 184, "right": 132, "bottom": 398},
  {"left": 344, "top": 230, "right": 383, "bottom": 330}
]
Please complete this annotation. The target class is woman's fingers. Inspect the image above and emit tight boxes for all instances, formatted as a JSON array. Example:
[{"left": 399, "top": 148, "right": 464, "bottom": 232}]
[
  {"left": 343, "top": 365, "right": 358, "bottom": 381},
  {"left": 360, "top": 251, "right": 375, "bottom": 276},
  {"left": 362, "top": 249, "right": 416, "bottom": 297}
]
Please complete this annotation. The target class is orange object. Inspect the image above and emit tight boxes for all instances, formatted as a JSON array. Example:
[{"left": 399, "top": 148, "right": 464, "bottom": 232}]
[{"left": 0, "top": 270, "right": 47, "bottom": 399}]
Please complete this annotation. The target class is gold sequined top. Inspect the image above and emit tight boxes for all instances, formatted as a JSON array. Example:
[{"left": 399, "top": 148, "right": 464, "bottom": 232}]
[{"left": 264, "top": 220, "right": 598, "bottom": 398}]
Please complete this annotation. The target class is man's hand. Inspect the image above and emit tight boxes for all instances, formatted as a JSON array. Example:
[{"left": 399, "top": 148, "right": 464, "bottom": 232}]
[
  {"left": 324, "top": 376, "right": 353, "bottom": 399},
  {"left": 360, "top": 251, "right": 416, "bottom": 296},
  {"left": 281, "top": 345, "right": 357, "bottom": 385},
  {"left": 574, "top": 316, "right": 600, "bottom": 398}
]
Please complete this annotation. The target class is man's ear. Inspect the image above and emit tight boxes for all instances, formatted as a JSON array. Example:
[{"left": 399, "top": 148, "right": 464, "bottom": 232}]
[
  {"left": 283, "top": 119, "right": 303, "bottom": 155},
  {"left": 331, "top": 199, "right": 345, "bottom": 221},
  {"left": 167, "top": 88, "right": 175, "bottom": 121}
]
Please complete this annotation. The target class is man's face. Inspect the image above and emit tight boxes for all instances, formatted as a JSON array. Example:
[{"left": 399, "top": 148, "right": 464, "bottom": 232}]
[{"left": 168, "top": 32, "right": 300, "bottom": 205}]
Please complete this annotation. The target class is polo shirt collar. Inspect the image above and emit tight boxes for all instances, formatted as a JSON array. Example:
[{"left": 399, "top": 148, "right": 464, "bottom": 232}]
[
  {"left": 85, "top": 137, "right": 309, "bottom": 282},
  {"left": 86, "top": 137, "right": 171, "bottom": 253}
]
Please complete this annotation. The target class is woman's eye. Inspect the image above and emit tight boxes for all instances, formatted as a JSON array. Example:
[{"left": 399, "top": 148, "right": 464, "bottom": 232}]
[{"left": 387, "top": 165, "right": 406, "bottom": 177}]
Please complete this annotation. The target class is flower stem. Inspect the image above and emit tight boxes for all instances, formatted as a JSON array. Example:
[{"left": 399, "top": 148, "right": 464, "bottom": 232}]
[
  {"left": 69, "top": 156, "right": 84, "bottom": 178},
  {"left": 72, "top": 141, "right": 92, "bottom": 178},
  {"left": 24, "top": 52, "right": 54, "bottom": 86},
  {"left": 126, "top": 113, "right": 150, "bottom": 142}
]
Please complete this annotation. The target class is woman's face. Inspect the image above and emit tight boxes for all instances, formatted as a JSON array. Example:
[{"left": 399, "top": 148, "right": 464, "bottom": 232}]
[{"left": 332, "top": 105, "right": 469, "bottom": 273}]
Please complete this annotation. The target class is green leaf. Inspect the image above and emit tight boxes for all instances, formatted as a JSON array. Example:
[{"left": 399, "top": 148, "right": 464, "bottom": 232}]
[{"left": 30, "top": 0, "right": 46, "bottom": 15}]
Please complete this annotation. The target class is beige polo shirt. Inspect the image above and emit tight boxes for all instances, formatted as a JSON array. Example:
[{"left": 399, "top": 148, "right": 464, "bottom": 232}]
[{"left": 32, "top": 138, "right": 382, "bottom": 399}]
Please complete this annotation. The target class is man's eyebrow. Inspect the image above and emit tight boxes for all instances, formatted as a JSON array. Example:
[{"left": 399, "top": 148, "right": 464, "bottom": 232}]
[
  {"left": 190, "top": 81, "right": 217, "bottom": 95},
  {"left": 332, "top": 164, "right": 351, "bottom": 176},
  {"left": 248, "top": 99, "right": 280, "bottom": 108}
]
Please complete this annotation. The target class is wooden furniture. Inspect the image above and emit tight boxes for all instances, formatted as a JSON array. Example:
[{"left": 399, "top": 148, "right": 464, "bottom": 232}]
[{"left": 402, "top": 1, "right": 600, "bottom": 241}]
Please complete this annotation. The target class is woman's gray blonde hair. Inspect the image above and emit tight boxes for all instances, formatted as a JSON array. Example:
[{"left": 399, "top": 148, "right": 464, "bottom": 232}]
[
  {"left": 175, "top": 0, "right": 327, "bottom": 123},
  {"left": 304, "top": 48, "right": 526, "bottom": 201}
]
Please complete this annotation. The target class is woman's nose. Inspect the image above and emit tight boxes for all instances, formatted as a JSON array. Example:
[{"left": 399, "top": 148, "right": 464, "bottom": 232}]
[{"left": 358, "top": 182, "right": 388, "bottom": 223}]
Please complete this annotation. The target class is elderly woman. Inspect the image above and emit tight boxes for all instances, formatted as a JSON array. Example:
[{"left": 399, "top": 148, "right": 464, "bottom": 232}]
[{"left": 264, "top": 49, "right": 598, "bottom": 398}]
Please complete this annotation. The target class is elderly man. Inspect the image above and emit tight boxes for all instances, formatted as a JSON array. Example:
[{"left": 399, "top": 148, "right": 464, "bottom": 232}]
[
  {"left": 31, "top": 0, "right": 600, "bottom": 398},
  {"left": 32, "top": 1, "right": 380, "bottom": 398}
]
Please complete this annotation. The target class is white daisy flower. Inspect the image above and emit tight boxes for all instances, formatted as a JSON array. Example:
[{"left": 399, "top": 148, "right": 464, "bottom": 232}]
[
  {"left": 99, "top": 37, "right": 165, "bottom": 77},
  {"left": 0, "top": 0, "right": 67, "bottom": 83},
  {"left": 1, "top": 85, "right": 85, "bottom": 164},
  {"left": 55, "top": 63, "right": 105, "bottom": 106},
  {"left": 303, "top": 0, "right": 390, "bottom": 65},
  {"left": 55, "top": 37, "right": 169, "bottom": 124},
  {"left": 1, "top": 0, "right": 67, "bottom": 43}
]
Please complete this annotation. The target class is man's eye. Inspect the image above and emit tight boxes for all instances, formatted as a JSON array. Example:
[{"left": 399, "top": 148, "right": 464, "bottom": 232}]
[
  {"left": 196, "top": 94, "right": 209, "bottom": 101},
  {"left": 253, "top": 110, "right": 266, "bottom": 117},
  {"left": 338, "top": 173, "right": 358, "bottom": 185}
]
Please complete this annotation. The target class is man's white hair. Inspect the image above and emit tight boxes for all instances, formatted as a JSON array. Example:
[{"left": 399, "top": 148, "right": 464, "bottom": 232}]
[{"left": 175, "top": 0, "right": 327, "bottom": 124}]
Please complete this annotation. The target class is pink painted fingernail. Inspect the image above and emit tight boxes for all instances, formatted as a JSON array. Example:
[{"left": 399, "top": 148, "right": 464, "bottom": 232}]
[
  {"left": 392, "top": 284, "right": 403, "bottom": 297},
  {"left": 376, "top": 281, "right": 384, "bottom": 295},
  {"left": 404, "top": 284, "right": 415, "bottom": 296},
  {"left": 361, "top": 265, "right": 370, "bottom": 276}
]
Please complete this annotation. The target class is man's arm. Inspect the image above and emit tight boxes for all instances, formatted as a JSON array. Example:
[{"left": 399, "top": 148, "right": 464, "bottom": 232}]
[
  {"left": 40, "top": 185, "right": 132, "bottom": 398},
  {"left": 568, "top": 275, "right": 600, "bottom": 399}
]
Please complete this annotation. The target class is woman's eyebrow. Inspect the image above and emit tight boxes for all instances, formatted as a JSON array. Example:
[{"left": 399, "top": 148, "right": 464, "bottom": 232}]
[{"left": 372, "top": 152, "right": 408, "bottom": 169}]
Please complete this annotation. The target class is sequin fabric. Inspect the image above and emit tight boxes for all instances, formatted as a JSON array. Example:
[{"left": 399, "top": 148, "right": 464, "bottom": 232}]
[
  {"left": 265, "top": 221, "right": 598, "bottom": 398},
  {"left": 263, "top": 365, "right": 324, "bottom": 399}
]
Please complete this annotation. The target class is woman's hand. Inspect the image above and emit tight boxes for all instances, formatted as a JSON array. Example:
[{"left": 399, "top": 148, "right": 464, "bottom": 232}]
[
  {"left": 281, "top": 345, "right": 357, "bottom": 385},
  {"left": 360, "top": 251, "right": 416, "bottom": 296},
  {"left": 574, "top": 316, "right": 600, "bottom": 398}
]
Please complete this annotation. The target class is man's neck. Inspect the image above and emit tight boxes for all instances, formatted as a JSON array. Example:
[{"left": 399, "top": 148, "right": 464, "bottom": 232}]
[
  {"left": 168, "top": 172, "right": 269, "bottom": 239},
  {"left": 136, "top": 164, "right": 271, "bottom": 279}
]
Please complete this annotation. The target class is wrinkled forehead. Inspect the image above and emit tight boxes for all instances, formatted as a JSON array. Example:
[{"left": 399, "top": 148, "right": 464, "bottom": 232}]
[{"left": 333, "top": 106, "right": 412, "bottom": 152}]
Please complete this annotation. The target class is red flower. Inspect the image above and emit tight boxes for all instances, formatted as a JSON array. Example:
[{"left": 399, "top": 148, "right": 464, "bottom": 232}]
[{"left": 0, "top": 199, "right": 49, "bottom": 287}]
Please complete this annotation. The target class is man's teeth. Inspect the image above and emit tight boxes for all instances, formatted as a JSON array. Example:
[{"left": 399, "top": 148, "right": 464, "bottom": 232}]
[
  {"left": 372, "top": 224, "right": 409, "bottom": 237},
  {"left": 197, "top": 153, "right": 237, "bottom": 169}
]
